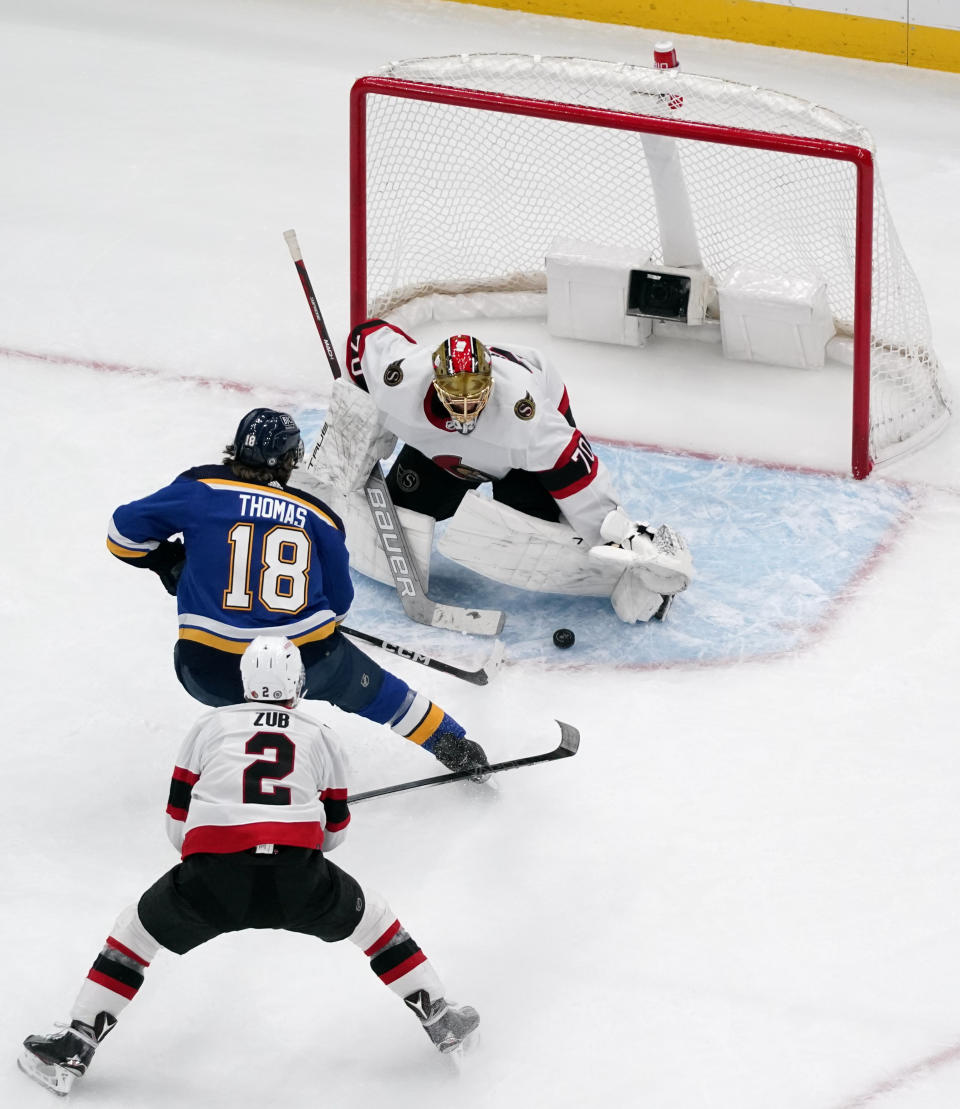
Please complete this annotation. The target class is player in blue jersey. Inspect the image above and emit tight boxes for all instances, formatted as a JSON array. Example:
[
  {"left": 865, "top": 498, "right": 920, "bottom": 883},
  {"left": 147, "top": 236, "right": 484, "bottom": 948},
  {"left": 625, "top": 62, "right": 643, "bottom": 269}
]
[{"left": 106, "top": 408, "right": 489, "bottom": 778}]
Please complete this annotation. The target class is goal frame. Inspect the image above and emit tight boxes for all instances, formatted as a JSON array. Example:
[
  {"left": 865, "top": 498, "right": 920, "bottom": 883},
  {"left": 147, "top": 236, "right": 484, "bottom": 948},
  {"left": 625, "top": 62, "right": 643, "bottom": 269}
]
[{"left": 349, "top": 75, "right": 877, "bottom": 478}]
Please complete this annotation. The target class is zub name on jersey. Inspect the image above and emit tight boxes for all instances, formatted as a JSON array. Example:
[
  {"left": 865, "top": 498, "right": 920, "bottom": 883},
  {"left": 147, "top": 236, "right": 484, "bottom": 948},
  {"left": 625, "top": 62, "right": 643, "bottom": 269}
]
[
  {"left": 237, "top": 492, "right": 308, "bottom": 528},
  {"left": 253, "top": 710, "right": 290, "bottom": 727}
]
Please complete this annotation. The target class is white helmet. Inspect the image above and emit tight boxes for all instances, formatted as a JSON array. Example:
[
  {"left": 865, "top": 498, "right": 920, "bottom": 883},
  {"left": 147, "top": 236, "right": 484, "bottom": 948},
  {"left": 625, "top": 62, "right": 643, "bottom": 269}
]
[{"left": 240, "top": 636, "right": 305, "bottom": 705}]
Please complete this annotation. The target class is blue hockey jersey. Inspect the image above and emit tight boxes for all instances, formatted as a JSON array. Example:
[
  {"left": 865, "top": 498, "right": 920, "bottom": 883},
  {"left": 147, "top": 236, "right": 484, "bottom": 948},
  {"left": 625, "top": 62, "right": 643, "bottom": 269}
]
[{"left": 107, "top": 465, "right": 353, "bottom": 652}]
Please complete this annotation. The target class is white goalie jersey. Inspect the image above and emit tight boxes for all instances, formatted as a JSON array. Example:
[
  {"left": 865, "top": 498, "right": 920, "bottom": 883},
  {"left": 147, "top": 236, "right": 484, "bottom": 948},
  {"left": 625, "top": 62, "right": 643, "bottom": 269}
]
[{"left": 347, "top": 319, "right": 620, "bottom": 545}]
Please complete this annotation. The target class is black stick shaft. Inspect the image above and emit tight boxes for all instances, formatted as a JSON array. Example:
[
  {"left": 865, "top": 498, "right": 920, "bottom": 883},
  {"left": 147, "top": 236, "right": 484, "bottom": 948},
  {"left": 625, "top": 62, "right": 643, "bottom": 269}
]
[
  {"left": 340, "top": 625, "right": 490, "bottom": 685},
  {"left": 283, "top": 229, "right": 342, "bottom": 378},
  {"left": 349, "top": 721, "right": 579, "bottom": 803}
]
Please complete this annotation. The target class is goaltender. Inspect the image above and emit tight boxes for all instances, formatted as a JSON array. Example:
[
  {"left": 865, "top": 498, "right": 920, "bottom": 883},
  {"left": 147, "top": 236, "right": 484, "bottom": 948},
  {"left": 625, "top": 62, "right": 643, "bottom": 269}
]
[{"left": 301, "top": 319, "right": 694, "bottom": 623}]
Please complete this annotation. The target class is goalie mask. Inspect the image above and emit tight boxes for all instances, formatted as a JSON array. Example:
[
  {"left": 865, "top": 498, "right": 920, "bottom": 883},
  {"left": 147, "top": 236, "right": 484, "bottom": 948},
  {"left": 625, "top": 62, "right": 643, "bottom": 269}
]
[
  {"left": 431, "top": 335, "right": 493, "bottom": 433},
  {"left": 240, "top": 636, "right": 306, "bottom": 706},
  {"left": 230, "top": 408, "right": 304, "bottom": 469}
]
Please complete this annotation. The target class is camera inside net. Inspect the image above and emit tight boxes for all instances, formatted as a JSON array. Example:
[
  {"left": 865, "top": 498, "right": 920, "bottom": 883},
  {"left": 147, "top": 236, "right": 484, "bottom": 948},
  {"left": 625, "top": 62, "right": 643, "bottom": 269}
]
[{"left": 627, "top": 268, "right": 692, "bottom": 321}]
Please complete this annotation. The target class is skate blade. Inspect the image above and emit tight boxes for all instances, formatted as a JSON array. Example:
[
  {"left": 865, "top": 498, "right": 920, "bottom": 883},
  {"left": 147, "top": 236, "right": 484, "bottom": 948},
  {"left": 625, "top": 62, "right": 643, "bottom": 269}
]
[
  {"left": 437, "top": 1028, "right": 480, "bottom": 1077},
  {"left": 17, "top": 1050, "right": 76, "bottom": 1096},
  {"left": 438, "top": 1026, "right": 480, "bottom": 1056}
]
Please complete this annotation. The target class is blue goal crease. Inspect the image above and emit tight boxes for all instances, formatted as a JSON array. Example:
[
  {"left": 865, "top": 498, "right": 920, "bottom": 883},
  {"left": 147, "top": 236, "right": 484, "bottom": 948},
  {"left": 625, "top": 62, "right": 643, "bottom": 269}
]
[{"left": 293, "top": 406, "right": 918, "bottom": 669}]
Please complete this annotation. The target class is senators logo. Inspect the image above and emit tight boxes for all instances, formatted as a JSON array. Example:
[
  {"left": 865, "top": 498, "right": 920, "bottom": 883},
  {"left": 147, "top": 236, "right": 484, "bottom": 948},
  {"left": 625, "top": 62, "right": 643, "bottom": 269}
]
[
  {"left": 433, "top": 455, "right": 492, "bottom": 482},
  {"left": 514, "top": 392, "right": 535, "bottom": 420},
  {"left": 383, "top": 361, "right": 404, "bottom": 386},
  {"left": 395, "top": 464, "right": 420, "bottom": 492}
]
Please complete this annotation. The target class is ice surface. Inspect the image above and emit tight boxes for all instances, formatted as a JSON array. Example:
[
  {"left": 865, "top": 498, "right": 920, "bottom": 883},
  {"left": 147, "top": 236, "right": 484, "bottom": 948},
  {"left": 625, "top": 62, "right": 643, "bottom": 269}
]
[{"left": 2, "top": 2, "right": 959, "bottom": 1108}]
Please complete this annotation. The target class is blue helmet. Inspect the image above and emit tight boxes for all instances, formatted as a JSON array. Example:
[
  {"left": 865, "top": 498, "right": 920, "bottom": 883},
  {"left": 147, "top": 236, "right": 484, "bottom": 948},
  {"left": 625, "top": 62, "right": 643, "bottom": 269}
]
[{"left": 230, "top": 408, "right": 303, "bottom": 468}]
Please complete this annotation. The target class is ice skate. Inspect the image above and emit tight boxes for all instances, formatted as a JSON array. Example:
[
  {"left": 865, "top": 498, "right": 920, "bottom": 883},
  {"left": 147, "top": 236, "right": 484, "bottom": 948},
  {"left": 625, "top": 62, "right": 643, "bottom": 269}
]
[
  {"left": 405, "top": 989, "right": 480, "bottom": 1054},
  {"left": 18, "top": 1018, "right": 103, "bottom": 1096}
]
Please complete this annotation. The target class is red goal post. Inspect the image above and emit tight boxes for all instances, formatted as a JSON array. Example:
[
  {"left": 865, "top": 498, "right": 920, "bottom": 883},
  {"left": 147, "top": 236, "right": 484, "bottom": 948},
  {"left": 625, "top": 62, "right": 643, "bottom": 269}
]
[{"left": 349, "top": 54, "right": 950, "bottom": 478}]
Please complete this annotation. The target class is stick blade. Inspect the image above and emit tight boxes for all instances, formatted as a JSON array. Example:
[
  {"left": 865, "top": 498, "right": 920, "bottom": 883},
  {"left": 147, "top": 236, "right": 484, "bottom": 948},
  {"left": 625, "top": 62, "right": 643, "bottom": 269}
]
[
  {"left": 555, "top": 719, "right": 580, "bottom": 757},
  {"left": 426, "top": 602, "right": 506, "bottom": 637},
  {"left": 481, "top": 639, "right": 506, "bottom": 682},
  {"left": 461, "top": 638, "right": 506, "bottom": 685}
]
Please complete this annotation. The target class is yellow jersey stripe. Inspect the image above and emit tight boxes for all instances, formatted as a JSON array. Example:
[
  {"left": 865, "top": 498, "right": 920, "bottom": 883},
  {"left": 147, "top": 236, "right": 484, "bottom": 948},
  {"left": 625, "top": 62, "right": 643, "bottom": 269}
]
[
  {"left": 197, "top": 478, "right": 341, "bottom": 531},
  {"left": 107, "top": 538, "right": 149, "bottom": 559},
  {"left": 291, "top": 623, "right": 339, "bottom": 647},
  {"left": 406, "top": 703, "right": 445, "bottom": 747},
  {"left": 179, "top": 621, "right": 337, "bottom": 652}
]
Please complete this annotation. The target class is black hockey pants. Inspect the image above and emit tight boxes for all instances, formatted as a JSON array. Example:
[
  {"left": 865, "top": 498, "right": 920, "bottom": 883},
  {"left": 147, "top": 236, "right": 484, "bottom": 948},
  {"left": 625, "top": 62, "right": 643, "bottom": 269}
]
[
  {"left": 137, "top": 848, "right": 365, "bottom": 955},
  {"left": 386, "top": 444, "right": 562, "bottom": 523}
]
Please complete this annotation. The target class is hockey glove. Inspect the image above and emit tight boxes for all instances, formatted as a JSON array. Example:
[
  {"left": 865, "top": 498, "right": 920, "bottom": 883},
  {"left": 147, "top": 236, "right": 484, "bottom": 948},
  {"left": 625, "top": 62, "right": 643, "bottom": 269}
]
[
  {"left": 590, "top": 506, "right": 693, "bottom": 596},
  {"left": 148, "top": 539, "right": 186, "bottom": 597},
  {"left": 431, "top": 733, "right": 492, "bottom": 783}
]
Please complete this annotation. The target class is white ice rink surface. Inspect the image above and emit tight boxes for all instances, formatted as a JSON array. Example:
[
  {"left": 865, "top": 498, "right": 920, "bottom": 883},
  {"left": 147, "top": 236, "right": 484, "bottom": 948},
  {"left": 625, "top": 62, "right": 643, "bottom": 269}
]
[{"left": 2, "top": 1, "right": 960, "bottom": 1107}]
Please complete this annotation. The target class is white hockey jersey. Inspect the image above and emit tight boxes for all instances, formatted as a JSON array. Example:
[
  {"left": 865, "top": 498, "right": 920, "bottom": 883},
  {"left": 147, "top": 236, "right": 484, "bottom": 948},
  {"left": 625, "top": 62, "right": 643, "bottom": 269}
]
[
  {"left": 348, "top": 319, "right": 620, "bottom": 545},
  {"left": 164, "top": 702, "right": 350, "bottom": 858}
]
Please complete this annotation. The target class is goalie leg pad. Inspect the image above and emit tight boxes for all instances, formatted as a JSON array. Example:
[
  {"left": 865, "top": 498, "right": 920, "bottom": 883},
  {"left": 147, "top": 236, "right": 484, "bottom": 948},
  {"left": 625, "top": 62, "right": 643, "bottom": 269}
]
[
  {"left": 437, "top": 493, "right": 674, "bottom": 621},
  {"left": 294, "top": 478, "right": 435, "bottom": 590},
  {"left": 437, "top": 491, "right": 621, "bottom": 596}
]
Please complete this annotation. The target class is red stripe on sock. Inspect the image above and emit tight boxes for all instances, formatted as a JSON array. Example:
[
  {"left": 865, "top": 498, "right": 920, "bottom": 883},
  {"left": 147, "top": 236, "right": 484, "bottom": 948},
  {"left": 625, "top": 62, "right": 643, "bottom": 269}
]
[
  {"left": 364, "top": 919, "right": 401, "bottom": 957},
  {"left": 106, "top": 936, "right": 150, "bottom": 966},
  {"left": 87, "top": 967, "right": 139, "bottom": 1000},
  {"left": 379, "top": 949, "right": 427, "bottom": 985}
]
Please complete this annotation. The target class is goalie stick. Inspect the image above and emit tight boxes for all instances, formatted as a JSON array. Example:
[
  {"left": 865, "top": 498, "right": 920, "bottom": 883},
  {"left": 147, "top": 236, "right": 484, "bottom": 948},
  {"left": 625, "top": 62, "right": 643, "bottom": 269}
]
[
  {"left": 283, "top": 228, "right": 505, "bottom": 637},
  {"left": 341, "top": 625, "right": 505, "bottom": 686},
  {"left": 349, "top": 720, "right": 579, "bottom": 803}
]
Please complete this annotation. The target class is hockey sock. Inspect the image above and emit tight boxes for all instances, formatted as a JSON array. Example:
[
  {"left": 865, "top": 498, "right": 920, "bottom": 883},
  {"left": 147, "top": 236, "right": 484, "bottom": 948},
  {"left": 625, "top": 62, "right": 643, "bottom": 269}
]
[
  {"left": 71, "top": 905, "right": 161, "bottom": 1027},
  {"left": 388, "top": 690, "right": 465, "bottom": 751},
  {"left": 350, "top": 887, "right": 445, "bottom": 1001},
  {"left": 355, "top": 670, "right": 467, "bottom": 753}
]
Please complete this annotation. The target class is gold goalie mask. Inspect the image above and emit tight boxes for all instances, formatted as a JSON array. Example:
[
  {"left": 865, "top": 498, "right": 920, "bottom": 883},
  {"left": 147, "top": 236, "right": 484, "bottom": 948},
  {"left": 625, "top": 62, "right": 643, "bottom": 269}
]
[{"left": 431, "top": 334, "right": 494, "bottom": 433}]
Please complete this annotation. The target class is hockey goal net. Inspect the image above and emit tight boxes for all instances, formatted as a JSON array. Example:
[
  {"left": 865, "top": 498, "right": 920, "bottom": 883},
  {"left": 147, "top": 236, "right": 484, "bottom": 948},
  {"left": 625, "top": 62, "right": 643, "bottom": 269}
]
[{"left": 349, "top": 53, "right": 950, "bottom": 478}]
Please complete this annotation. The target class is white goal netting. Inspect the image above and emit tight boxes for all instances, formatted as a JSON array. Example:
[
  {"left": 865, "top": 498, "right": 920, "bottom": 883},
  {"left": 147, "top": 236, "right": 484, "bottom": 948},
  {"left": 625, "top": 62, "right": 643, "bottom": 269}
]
[{"left": 353, "top": 53, "right": 950, "bottom": 473}]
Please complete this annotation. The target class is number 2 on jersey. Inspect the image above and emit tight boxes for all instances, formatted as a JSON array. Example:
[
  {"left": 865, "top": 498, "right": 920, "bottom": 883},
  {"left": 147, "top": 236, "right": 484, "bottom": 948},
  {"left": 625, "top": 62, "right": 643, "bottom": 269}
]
[
  {"left": 242, "top": 732, "right": 295, "bottom": 805},
  {"left": 223, "top": 523, "right": 311, "bottom": 613}
]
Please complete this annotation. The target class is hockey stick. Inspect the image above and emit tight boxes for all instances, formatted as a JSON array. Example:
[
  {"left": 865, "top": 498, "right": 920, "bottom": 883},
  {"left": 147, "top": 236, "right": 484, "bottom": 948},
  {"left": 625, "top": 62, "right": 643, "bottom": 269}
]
[
  {"left": 283, "top": 229, "right": 505, "bottom": 637},
  {"left": 340, "top": 625, "right": 505, "bottom": 686},
  {"left": 349, "top": 720, "right": 579, "bottom": 804}
]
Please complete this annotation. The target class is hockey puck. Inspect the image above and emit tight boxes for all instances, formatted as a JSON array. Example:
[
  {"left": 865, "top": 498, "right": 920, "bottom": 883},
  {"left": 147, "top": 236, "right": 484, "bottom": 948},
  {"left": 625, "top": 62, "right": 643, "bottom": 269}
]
[{"left": 552, "top": 628, "right": 575, "bottom": 650}]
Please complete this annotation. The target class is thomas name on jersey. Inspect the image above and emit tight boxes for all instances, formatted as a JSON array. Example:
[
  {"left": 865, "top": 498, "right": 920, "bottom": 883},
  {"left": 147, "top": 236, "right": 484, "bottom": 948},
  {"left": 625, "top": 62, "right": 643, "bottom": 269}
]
[{"left": 237, "top": 491, "right": 309, "bottom": 528}]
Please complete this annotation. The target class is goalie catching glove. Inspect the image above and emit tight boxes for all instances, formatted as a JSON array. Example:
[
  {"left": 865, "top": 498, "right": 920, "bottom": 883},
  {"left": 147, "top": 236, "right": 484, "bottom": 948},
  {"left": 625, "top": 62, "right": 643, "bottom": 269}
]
[
  {"left": 589, "top": 507, "right": 694, "bottom": 596},
  {"left": 305, "top": 378, "right": 398, "bottom": 493}
]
